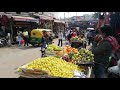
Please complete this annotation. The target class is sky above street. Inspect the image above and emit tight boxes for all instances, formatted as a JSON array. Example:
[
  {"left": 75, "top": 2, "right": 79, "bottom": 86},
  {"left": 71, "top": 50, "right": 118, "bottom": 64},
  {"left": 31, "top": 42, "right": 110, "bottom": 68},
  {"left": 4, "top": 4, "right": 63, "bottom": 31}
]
[{"left": 56, "top": 12, "right": 94, "bottom": 18}]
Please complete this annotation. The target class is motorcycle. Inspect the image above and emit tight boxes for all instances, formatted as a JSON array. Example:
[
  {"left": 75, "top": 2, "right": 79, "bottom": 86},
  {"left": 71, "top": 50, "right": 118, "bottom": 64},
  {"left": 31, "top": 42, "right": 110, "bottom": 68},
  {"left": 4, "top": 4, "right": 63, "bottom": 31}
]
[
  {"left": 107, "top": 60, "right": 120, "bottom": 78},
  {"left": 0, "top": 38, "right": 7, "bottom": 47}
]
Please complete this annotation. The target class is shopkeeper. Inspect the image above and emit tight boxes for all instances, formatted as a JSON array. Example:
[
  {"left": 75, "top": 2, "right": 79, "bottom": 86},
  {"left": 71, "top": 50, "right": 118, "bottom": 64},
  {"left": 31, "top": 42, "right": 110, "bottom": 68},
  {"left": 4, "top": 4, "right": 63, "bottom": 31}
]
[
  {"left": 72, "top": 28, "right": 77, "bottom": 37},
  {"left": 92, "top": 25, "right": 118, "bottom": 78}
]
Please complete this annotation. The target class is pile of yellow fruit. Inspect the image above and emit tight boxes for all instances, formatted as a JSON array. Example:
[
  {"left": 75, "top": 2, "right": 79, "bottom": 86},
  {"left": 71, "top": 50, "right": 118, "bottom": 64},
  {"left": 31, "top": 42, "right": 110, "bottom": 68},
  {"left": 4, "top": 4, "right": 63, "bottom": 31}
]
[
  {"left": 47, "top": 44, "right": 62, "bottom": 51},
  {"left": 25, "top": 56, "right": 82, "bottom": 78}
]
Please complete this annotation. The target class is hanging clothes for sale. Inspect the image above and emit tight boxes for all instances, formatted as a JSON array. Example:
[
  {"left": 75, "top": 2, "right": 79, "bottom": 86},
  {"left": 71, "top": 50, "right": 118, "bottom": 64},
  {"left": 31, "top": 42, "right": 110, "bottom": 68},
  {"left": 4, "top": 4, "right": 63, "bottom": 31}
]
[
  {"left": 1, "top": 15, "right": 9, "bottom": 26},
  {"left": 96, "top": 14, "right": 105, "bottom": 29},
  {"left": 110, "top": 12, "right": 120, "bottom": 36},
  {"left": 104, "top": 13, "right": 110, "bottom": 25}
]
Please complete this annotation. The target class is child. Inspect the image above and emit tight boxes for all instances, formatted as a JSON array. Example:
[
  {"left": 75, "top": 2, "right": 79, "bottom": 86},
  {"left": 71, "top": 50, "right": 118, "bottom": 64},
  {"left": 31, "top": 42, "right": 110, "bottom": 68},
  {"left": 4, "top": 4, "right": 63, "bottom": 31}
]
[{"left": 16, "top": 35, "right": 23, "bottom": 46}]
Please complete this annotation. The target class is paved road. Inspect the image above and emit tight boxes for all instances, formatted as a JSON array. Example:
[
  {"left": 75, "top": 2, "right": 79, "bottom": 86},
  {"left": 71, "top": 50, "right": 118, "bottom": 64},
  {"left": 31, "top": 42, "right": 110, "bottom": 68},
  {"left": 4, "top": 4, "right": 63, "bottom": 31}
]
[{"left": 0, "top": 39, "right": 66, "bottom": 78}]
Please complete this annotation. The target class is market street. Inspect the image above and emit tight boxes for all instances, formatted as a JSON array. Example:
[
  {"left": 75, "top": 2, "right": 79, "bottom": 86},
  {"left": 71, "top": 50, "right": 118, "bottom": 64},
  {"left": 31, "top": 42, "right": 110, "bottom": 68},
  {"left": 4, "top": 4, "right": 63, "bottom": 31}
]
[
  {"left": 0, "top": 38, "right": 90, "bottom": 78},
  {"left": 0, "top": 38, "right": 65, "bottom": 78}
]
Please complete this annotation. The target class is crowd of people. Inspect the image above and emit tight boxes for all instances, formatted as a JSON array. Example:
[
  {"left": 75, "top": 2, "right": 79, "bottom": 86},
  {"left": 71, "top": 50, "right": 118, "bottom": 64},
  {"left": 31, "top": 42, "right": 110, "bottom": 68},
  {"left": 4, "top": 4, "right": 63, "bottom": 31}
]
[{"left": 15, "top": 30, "right": 30, "bottom": 46}]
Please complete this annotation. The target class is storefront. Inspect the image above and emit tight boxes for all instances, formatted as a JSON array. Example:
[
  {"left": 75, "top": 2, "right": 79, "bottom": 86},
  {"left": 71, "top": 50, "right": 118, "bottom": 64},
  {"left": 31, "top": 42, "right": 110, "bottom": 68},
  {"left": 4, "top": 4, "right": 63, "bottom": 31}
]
[
  {"left": 0, "top": 14, "right": 9, "bottom": 37},
  {"left": 34, "top": 14, "right": 54, "bottom": 30},
  {"left": 53, "top": 19, "right": 66, "bottom": 34},
  {"left": 5, "top": 16, "right": 39, "bottom": 42}
]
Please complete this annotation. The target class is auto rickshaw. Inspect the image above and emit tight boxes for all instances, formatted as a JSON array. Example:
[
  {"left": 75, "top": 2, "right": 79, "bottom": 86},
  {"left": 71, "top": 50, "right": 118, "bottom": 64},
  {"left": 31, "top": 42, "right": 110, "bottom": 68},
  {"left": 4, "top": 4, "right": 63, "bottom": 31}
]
[{"left": 29, "top": 29, "right": 52, "bottom": 46}]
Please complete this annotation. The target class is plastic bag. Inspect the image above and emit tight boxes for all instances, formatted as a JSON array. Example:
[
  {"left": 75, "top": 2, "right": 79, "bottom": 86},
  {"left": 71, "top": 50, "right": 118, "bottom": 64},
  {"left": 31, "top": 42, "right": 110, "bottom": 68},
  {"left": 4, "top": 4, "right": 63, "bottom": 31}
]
[{"left": 73, "top": 70, "right": 87, "bottom": 78}]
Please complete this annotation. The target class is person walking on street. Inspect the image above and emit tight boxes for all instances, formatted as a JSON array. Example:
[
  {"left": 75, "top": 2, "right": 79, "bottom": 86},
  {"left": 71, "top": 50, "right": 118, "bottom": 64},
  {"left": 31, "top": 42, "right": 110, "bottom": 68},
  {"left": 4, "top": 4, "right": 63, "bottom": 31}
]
[
  {"left": 87, "top": 31, "right": 93, "bottom": 45},
  {"left": 58, "top": 31, "right": 63, "bottom": 47}
]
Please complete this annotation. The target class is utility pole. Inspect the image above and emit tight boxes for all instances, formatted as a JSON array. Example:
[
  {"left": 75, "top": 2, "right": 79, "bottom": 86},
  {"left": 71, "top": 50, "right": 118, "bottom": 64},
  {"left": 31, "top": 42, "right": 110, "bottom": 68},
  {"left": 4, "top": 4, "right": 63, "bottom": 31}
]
[
  {"left": 64, "top": 12, "right": 65, "bottom": 21},
  {"left": 76, "top": 12, "right": 77, "bottom": 16},
  {"left": 76, "top": 12, "right": 77, "bottom": 21},
  {"left": 68, "top": 12, "right": 69, "bottom": 18}
]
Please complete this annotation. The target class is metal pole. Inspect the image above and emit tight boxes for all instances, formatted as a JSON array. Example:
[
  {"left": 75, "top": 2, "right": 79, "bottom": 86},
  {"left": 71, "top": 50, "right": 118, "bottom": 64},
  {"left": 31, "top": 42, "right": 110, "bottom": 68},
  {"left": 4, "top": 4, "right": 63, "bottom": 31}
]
[
  {"left": 68, "top": 12, "right": 69, "bottom": 18},
  {"left": 76, "top": 12, "right": 77, "bottom": 16},
  {"left": 76, "top": 12, "right": 77, "bottom": 21},
  {"left": 64, "top": 12, "right": 65, "bottom": 21}
]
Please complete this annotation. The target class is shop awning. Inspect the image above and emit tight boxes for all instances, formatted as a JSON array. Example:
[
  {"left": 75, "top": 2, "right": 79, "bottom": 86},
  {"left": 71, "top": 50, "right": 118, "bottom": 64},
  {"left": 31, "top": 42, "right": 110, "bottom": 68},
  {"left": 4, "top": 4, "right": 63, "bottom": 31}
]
[
  {"left": 34, "top": 14, "right": 53, "bottom": 21},
  {"left": 54, "top": 19, "right": 66, "bottom": 24},
  {"left": 12, "top": 16, "right": 39, "bottom": 22},
  {"left": 61, "top": 21, "right": 66, "bottom": 24},
  {"left": 54, "top": 19, "right": 62, "bottom": 23}
]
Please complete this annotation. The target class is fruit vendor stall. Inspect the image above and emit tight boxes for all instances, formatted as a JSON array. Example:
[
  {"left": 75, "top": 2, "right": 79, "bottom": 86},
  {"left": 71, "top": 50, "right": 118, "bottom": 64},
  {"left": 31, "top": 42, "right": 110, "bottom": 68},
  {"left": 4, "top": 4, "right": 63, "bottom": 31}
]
[
  {"left": 16, "top": 44, "right": 94, "bottom": 78},
  {"left": 70, "top": 36, "right": 87, "bottom": 49}
]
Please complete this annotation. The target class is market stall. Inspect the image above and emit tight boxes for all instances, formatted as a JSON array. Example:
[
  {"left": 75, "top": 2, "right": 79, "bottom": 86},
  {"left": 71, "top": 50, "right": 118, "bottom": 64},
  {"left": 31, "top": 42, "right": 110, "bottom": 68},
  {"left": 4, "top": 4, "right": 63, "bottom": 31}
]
[
  {"left": 6, "top": 16, "right": 39, "bottom": 43},
  {"left": 16, "top": 44, "right": 94, "bottom": 78},
  {"left": 11, "top": 16, "right": 39, "bottom": 31},
  {"left": 70, "top": 35, "right": 87, "bottom": 49}
]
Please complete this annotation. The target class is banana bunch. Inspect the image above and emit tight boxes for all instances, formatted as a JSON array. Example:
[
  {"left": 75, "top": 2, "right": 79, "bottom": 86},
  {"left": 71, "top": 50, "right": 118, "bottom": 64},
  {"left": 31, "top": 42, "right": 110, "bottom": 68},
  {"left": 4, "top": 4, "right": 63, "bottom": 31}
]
[{"left": 26, "top": 56, "right": 82, "bottom": 78}]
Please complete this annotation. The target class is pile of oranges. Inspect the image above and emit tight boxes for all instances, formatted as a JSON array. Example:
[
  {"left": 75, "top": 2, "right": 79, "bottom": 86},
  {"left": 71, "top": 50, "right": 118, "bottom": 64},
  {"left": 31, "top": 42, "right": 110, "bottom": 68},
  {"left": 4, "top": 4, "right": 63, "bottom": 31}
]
[{"left": 64, "top": 45, "right": 78, "bottom": 54}]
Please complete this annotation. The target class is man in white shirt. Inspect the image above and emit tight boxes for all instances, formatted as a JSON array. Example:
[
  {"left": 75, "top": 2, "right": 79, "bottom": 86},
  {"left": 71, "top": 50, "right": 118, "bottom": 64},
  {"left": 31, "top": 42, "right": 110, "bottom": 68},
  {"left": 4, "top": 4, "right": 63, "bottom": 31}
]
[{"left": 58, "top": 31, "right": 63, "bottom": 46}]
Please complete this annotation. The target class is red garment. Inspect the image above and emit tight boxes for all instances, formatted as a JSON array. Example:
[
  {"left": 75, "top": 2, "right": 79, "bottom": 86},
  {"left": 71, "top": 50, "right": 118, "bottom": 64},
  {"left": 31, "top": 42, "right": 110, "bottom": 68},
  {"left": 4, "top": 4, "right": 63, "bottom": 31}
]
[
  {"left": 72, "top": 32, "right": 77, "bottom": 37},
  {"left": 115, "top": 29, "right": 120, "bottom": 36},
  {"left": 1, "top": 15, "right": 9, "bottom": 26},
  {"left": 21, "top": 40, "right": 25, "bottom": 44},
  {"left": 100, "top": 36, "right": 120, "bottom": 53}
]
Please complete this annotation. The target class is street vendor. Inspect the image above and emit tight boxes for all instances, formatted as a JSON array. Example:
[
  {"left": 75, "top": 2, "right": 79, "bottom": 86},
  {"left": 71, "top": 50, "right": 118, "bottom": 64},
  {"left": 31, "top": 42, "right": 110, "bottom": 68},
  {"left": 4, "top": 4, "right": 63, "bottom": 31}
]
[
  {"left": 72, "top": 28, "right": 77, "bottom": 37},
  {"left": 92, "top": 25, "right": 119, "bottom": 78}
]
